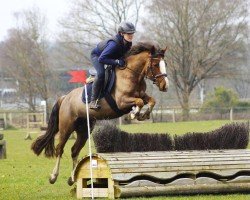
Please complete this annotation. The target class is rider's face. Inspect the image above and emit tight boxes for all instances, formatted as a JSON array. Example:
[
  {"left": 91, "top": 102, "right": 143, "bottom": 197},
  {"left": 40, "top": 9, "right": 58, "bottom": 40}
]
[{"left": 122, "top": 33, "right": 134, "bottom": 42}]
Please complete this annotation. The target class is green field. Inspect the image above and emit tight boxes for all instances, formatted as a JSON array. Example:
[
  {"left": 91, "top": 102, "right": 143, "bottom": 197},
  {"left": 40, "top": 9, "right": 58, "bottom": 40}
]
[{"left": 0, "top": 120, "right": 250, "bottom": 200}]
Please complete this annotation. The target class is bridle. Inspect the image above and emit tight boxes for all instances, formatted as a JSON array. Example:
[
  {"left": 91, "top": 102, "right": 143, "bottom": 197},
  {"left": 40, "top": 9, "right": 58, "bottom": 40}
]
[
  {"left": 120, "top": 54, "right": 167, "bottom": 84},
  {"left": 145, "top": 56, "right": 167, "bottom": 84}
]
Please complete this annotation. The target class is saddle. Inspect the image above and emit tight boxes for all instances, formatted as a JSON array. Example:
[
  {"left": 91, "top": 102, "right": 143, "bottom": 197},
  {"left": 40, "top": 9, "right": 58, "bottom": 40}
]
[{"left": 82, "top": 65, "right": 128, "bottom": 116}]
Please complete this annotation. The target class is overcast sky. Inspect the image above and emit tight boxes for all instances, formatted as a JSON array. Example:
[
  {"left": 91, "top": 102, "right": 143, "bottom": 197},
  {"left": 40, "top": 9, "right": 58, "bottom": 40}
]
[
  {"left": 1, "top": 0, "right": 249, "bottom": 42},
  {"left": 0, "top": 0, "right": 70, "bottom": 41}
]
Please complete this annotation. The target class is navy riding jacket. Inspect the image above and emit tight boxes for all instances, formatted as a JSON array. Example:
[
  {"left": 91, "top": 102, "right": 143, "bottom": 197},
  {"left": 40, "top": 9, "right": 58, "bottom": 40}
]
[{"left": 91, "top": 34, "right": 132, "bottom": 66}]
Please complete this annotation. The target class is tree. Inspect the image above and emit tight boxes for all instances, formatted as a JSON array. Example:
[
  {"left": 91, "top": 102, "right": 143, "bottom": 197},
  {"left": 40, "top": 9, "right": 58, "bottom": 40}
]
[
  {"left": 0, "top": 8, "right": 52, "bottom": 114},
  {"left": 232, "top": 41, "right": 250, "bottom": 98},
  {"left": 58, "top": 0, "right": 143, "bottom": 65},
  {"left": 145, "top": 0, "right": 248, "bottom": 120},
  {"left": 202, "top": 86, "right": 238, "bottom": 118}
]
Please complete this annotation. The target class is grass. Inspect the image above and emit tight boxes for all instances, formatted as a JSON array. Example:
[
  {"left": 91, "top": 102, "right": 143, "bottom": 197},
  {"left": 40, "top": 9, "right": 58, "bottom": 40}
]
[
  {"left": 121, "top": 120, "right": 235, "bottom": 134},
  {"left": 0, "top": 120, "right": 249, "bottom": 200}
]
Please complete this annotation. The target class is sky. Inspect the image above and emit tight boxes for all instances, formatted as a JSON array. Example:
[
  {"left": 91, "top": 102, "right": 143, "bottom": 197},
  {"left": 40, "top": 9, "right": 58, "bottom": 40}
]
[
  {"left": 0, "top": 0, "right": 70, "bottom": 41},
  {"left": 1, "top": 1, "right": 249, "bottom": 42}
]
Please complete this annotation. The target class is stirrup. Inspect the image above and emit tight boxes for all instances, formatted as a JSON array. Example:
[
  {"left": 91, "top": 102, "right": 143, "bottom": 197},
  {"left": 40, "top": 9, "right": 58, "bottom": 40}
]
[{"left": 89, "top": 100, "right": 101, "bottom": 110}]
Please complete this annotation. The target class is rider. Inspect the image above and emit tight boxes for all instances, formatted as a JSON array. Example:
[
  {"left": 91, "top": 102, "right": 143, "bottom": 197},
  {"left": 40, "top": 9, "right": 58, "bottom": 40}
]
[{"left": 89, "top": 21, "right": 136, "bottom": 110}]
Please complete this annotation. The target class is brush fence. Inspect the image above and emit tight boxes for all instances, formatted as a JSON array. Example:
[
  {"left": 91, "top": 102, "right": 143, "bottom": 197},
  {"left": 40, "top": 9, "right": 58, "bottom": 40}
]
[{"left": 73, "top": 150, "right": 250, "bottom": 199}]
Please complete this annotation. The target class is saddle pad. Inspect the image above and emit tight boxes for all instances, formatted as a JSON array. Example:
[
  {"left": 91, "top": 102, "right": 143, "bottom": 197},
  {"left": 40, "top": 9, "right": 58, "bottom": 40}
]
[
  {"left": 81, "top": 69, "right": 130, "bottom": 116},
  {"left": 82, "top": 68, "right": 115, "bottom": 104}
]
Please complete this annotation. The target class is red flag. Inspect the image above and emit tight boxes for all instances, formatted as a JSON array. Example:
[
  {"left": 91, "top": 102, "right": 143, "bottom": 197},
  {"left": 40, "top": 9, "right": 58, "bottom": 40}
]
[{"left": 68, "top": 70, "right": 87, "bottom": 84}]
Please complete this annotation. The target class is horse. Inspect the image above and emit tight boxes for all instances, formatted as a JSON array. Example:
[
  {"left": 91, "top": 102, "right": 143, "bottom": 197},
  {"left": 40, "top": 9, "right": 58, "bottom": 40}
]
[{"left": 31, "top": 42, "right": 169, "bottom": 185}]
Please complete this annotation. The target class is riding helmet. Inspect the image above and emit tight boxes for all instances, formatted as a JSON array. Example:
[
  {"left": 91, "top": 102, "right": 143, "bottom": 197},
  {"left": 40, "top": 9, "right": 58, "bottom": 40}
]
[{"left": 118, "top": 21, "right": 136, "bottom": 34}]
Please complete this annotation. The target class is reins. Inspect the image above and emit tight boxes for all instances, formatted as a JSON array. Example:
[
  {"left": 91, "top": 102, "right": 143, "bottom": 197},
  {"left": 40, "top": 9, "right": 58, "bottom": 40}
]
[
  {"left": 120, "top": 63, "right": 142, "bottom": 76},
  {"left": 118, "top": 54, "right": 167, "bottom": 84}
]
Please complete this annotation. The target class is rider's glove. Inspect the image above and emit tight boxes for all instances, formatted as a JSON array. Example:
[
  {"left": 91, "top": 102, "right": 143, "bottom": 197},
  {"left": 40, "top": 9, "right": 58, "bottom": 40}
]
[{"left": 115, "top": 59, "right": 125, "bottom": 67}]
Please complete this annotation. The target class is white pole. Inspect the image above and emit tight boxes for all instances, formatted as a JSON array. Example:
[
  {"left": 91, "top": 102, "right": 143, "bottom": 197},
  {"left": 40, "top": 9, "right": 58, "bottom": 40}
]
[
  {"left": 44, "top": 104, "right": 47, "bottom": 125},
  {"left": 41, "top": 100, "right": 47, "bottom": 125},
  {"left": 84, "top": 84, "right": 94, "bottom": 199},
  {"left": 230, "top": 107, "right": 233, "bottom": 121}
]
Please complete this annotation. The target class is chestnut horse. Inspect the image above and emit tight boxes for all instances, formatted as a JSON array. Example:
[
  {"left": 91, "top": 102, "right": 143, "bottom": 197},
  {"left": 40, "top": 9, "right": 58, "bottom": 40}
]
[{"left": 31, "top": 42, "right": 169, "bottom": 185}]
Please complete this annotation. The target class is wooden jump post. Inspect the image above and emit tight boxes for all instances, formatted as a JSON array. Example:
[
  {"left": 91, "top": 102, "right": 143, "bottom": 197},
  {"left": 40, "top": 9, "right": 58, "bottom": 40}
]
[
  {"left": 73, "top": 150, "right": 250, "bottom": 199},
  {"left": 25, "top": 113, "right": 45, "bottom": 140},
  {"left": 0, "top": 133, "right": 6, "bottom": 159}
]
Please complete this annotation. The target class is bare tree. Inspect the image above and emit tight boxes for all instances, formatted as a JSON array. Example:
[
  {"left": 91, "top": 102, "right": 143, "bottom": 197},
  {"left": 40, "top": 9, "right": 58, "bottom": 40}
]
[
  {"left": 145, "top": 0, "right": 248, "bottom": 120},
  {"left": 1, "top": 8, "right": 52, "bottom": 114},
  {"left": 232, "top": 41, "right": 250, "bottom": 98},
  {"left": 2, "top": 29, "right": 38, "bottom": 111},
  {"left": 58, "top": 0, "right": 143, "bottom": 65}
]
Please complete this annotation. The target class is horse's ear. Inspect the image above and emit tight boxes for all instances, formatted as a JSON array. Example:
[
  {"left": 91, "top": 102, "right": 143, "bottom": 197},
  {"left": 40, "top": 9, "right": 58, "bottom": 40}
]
[
  {"left": 160, "top": 46, "right": 167, "bottom": 54},
  {"left": 163, "top": 46, "right": 168, "bottom": 53},
  {"left": 162, "top": 47, "right": 168, "bottom": 53},
  {"left": 150, "top": 46, "right": 156, "bottom": 55},
  {"left": 158, "top": 46, "right": 167, "bottom": 57}
]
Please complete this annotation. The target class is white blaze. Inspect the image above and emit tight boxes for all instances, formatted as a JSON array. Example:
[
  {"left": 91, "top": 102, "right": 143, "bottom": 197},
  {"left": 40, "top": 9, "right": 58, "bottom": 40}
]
[
  {"left": 159, "top": 59, "right": 166, "bottom": 74},
  {"left": 159, "top": 59, "right": 169, "bottom": 87}
]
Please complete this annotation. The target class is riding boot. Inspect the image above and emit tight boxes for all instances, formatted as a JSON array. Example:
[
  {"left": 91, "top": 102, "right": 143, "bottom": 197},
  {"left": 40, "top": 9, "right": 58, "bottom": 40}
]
[{"left": 89, "top": 78, "right": 103, "bottom": 110}]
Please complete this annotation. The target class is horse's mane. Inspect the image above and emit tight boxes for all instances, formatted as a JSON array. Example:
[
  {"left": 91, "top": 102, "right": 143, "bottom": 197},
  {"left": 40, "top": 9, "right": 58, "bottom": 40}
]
[{"left": 125, "top": 42, "right": 156, "bottom": 58}]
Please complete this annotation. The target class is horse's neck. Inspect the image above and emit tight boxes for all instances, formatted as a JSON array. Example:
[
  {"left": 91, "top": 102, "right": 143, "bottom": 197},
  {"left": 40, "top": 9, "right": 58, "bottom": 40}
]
[
  {"left": 121, "top": 53, "right": 148, "bottom": 82},
  {"left": 114, "top": 53, "right": 148, "bottom": 94},
  {"left": 127, "top": 53, "right": 148, "bottom": 75}
]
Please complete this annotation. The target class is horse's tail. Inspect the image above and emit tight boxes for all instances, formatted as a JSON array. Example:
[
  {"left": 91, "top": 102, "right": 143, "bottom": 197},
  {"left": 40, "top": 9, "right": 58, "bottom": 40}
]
[{"left": 31, "top": 96, "right": 65, "bottom": 157}]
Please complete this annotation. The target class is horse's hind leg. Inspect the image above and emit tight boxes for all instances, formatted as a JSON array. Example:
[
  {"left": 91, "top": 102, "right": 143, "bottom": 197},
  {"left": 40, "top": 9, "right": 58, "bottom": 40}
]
[
  {"left": 67, "top": 118, "right": 95, "bottom": 186},
  {"left": 67, "top": 131, "right": 87, "bottom": 186},
  {"left": 49, "top": 119, "right": 75, "bottom": 184}
]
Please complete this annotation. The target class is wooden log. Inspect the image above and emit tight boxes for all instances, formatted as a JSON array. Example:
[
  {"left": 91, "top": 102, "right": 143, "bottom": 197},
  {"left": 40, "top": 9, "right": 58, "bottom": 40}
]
[
  {"left": 74, "top": 150, "right": 250, "bottom": 199},
  {"left": 124, "top": 178, "right": 195, "bottom": 187},
  {"left": 101, "top": 150, "right": 250, "bottom": 161},
  {"left": 111, "top": 169, "right": 249, "bottom": 182},
  {"left": 105, "top": 153, "right": 250, "bottom": 161},
  {"left": 115, "top": 183, "right": 250, "bottom": 198}
]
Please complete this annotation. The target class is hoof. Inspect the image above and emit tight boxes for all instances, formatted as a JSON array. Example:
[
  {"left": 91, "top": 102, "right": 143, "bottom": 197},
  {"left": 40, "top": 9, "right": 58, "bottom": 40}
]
[
  {"left": 145, "top": 113, "right": 150, "bottom": 119},
  {"left": 130, "top": 106, "right": 140, "bottom": 120},
  {"left": 67, "top": 176, "right": 74, "bottom": 186},
  {"left": 141, "top": 111, "right": 151, "bottom": 120},
  {"left": 49, "top": 174, "right": 58, "bottom": 184},
  {"left": 130, "top": 113, "right": 136, "bottom": 120},
  {"left": 130, "top": 111, "right": 139, "bottom": 120},
  {"left": 136, "top": 116, "right": 144, "bottom": 121}
]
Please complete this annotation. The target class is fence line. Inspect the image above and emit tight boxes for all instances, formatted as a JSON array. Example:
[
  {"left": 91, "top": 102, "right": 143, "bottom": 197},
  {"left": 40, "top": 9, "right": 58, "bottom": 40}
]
[
  {"left": 0, "top": 112, "right": 45, "bottom": 128},
  {"left": 0, "top": 106, "right": 250, "bottom": 128},
  {"left": 150, "top": 106, "right": 250, "bottom": 123}
]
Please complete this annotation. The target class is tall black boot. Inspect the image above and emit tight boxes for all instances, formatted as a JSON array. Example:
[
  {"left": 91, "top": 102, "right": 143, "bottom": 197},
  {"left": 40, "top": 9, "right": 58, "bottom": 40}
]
[{"left": 89, "top": 78, "right": 103, "bottom": 110}]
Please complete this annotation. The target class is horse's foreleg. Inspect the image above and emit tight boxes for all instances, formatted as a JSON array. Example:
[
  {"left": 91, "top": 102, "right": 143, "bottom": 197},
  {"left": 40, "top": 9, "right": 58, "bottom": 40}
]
[
  {"left": 118, "top": 96, "right": 144, "bottom": 119},
  {"left": 145, "top": 94, "right": 156, "bottom": 113},
  {"left": 137, "top": 94, "right": 156, "bottom": 121},
  {"left": 131, "top": 99, "right": 144, "bottom": 119}
]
